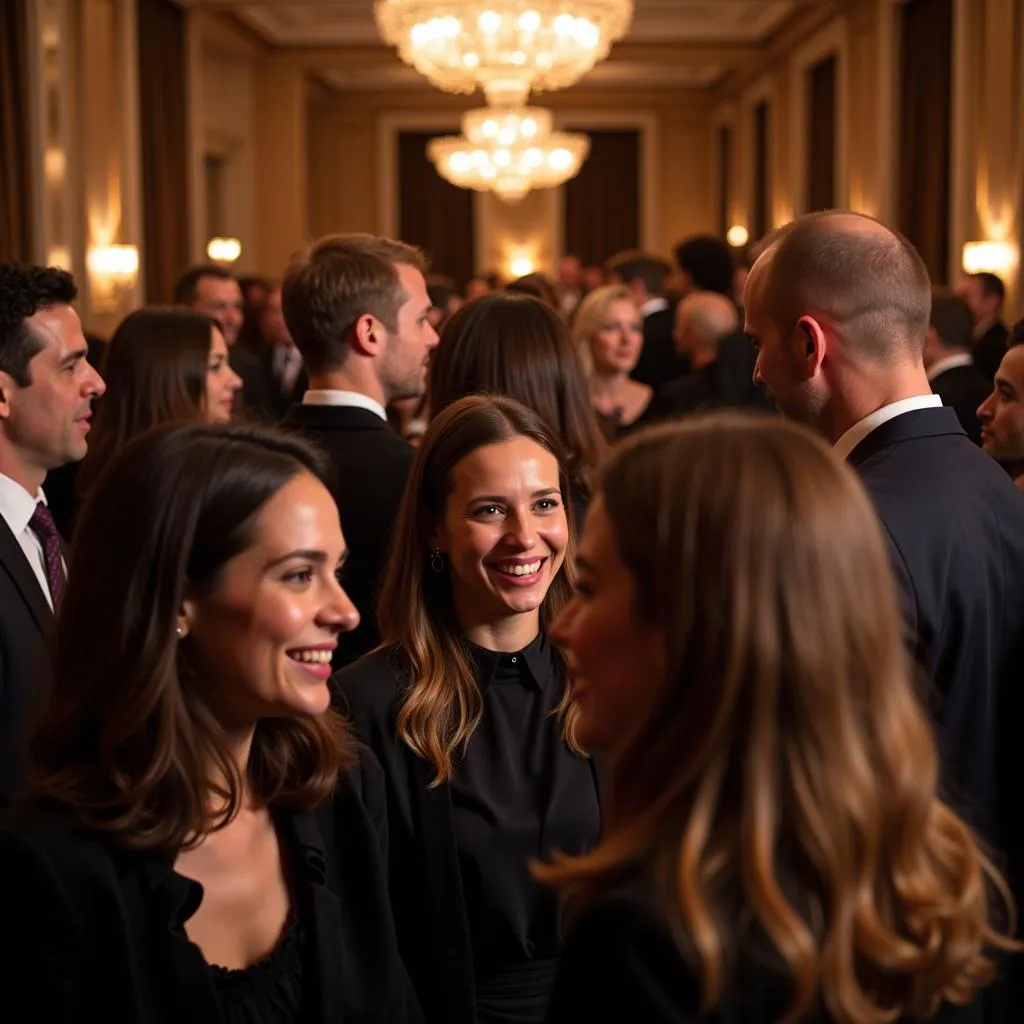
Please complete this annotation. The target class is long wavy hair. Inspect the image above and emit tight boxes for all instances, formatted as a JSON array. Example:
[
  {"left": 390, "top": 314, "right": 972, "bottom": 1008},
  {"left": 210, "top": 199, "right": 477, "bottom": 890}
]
[
  {"left": 78, "top": 307, "right": 217, "bottom": 497},
  {"left": 28, "top": 423, "right": 353, "bottom": 853},
  {"left": 378, "top": 394, "right": 580, "bottom": 785},
  {"left": 427, "top": 292, "right": 606, "bottom": 499},
  {"left": 536, "top": 414, "right": 1016, "bottom": 1023}
]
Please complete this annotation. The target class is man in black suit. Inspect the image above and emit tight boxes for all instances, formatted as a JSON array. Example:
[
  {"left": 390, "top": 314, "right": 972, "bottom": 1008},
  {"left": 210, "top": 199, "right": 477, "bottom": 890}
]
[
  {"left": 744, "top": 212, "right": 1024, "bottom": 884},
  {"left": 281, "top": 234, "right": 438, "bottom": 667},
  {"left": 977, "top": 322, "right": 1024, "bottom": 492},
  {"left": 958, "top": 271, "right": 1009, "bottom": 380},
  {"left": 924, "top": 292, "right": 991, "bottom": 445},
  {"left": 607, "top": 251, "right": 684, "bottom": 389},
  {"left": 0, "top": 263, "right": 106, "bottom": 798},
  {"left": 174, "top": 264, "right": 272, "bottom": 418}
]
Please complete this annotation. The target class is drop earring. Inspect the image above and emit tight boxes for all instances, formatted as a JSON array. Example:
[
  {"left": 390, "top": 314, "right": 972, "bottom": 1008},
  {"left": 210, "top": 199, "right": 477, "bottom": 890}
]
[{"left": 430, "top": 548, "right": 444, "bottom": 573}]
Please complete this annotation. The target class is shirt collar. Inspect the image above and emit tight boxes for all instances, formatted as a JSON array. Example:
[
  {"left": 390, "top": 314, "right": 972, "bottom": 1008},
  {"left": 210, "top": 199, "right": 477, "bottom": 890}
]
[
  {"left": 833, "top": 395, "right": 943, "bottom": 462},
  {"left": 0, "top": 472, "right": 46, "bottom": 537},
  {"left": 926, "top": 352, "right": 975, "bottom": 381},
  {"left": 640, "top": 296, "right": 669, "bottom": 318},
  {"left": 466, "top": 631, "right": 554, "bottom": 694},
  {"left": 302, "top": 389, "right": 387, "bottom": 422}
]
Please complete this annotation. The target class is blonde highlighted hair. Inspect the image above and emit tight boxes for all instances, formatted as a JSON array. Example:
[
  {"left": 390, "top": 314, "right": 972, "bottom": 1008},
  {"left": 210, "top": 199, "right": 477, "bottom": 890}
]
[
  {"left": 378, "top": 394, "right": 581, "bottom": 785},
  {"left": 536, "top": 414, "right": 1016, "bottom": 1023},
  {"left": 570, "top": 284, "right": 638, "bottom": 378}
]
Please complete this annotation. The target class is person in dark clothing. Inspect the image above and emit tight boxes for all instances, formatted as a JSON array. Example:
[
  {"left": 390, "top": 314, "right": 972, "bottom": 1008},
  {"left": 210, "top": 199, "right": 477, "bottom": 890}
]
[{"left": 958, "top": 271, "right": 1010, "bottom": 380}]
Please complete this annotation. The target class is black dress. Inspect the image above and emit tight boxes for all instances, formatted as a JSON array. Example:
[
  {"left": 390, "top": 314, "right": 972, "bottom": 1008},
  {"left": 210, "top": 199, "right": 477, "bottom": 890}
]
[{"left": 335, "top": 634, "right": 602, "bottom": 1024}]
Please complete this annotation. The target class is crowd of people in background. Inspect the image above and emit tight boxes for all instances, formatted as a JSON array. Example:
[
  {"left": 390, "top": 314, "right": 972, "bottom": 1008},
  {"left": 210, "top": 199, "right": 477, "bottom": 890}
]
[{"left": 1, "top": 212, "right": 1023, "bottom": 1023}]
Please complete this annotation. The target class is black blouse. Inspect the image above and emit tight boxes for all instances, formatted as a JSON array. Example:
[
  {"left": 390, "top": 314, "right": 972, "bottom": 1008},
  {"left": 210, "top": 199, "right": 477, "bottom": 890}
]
[{"left": 450, "top": 634, "right": 601, "bottom": 1022}]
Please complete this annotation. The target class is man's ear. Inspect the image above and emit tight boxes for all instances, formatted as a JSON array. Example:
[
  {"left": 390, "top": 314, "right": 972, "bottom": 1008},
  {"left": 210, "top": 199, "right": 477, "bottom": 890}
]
[
  {"left": 795, "top": 315, "right": 827, "bottom": 377},
  {"left": 0, "top": 371, "right": 15, "bottom": 421},
  {"left": 351, "top": 313, "right": 383, "bottom": 357}
]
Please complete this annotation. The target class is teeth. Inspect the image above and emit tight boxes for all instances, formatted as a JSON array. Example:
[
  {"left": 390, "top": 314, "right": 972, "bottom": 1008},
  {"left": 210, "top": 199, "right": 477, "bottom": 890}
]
[
  {"left": 496, "top": 561, "right": 542, "bottom": 577},
  {"left": 289, "top": 650, "right": 332, "bottom": 665}
]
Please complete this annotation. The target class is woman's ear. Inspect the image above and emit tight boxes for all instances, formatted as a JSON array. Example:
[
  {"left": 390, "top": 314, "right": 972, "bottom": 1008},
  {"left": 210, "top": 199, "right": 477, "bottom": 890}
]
[{"left": 176, "top": 598, "right": 197, "bottom": 640}]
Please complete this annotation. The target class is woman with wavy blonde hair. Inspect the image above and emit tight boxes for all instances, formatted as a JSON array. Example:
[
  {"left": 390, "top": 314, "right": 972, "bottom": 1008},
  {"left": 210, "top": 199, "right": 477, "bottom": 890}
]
[
  {"left": 336, "top": 393, "right": 600, "bottom": 1024},
  {"left": 536, "top": 412, "right": 1016, "bottom": 1024}
]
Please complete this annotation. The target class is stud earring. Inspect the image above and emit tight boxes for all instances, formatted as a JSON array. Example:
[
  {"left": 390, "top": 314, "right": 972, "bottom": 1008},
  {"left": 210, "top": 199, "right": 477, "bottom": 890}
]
[
  {"left": 175, "top": 624, "right": 185, "bottom": 639},
  {"left": 430, "top": 548, "right": 444, "bottom": 573}
]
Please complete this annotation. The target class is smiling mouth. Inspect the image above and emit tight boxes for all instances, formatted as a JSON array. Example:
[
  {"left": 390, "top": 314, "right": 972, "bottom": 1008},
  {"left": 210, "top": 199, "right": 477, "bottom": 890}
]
[
  {"left": 493, "top": 559, "right": 544, "bottom": 577},
  {"left": 287, "top": 648, "right": 333, "bottom": 665}
]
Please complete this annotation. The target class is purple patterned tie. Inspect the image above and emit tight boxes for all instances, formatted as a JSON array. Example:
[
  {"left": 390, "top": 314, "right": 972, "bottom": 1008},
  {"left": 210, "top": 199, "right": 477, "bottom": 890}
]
[{"left": 28, "top": 502, "right": 64, "bottom": 607}]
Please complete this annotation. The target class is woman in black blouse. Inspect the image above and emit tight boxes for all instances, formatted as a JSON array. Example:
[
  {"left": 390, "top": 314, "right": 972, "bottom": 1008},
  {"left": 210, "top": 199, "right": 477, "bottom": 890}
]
[
  {"left": 336, "top": 394, "right": 601, "bottom": 1024},
  {"left": 0, "top": 423, "right": 420, "bottom": 1023}
]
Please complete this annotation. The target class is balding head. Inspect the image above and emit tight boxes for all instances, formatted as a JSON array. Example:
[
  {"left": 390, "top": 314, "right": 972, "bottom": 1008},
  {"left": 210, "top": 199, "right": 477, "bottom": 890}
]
[
  {"left": 755, "top": 211, "right": 931, "bottom": 364},
  {"left": 674, "top": 291, "right": 739, "bottom": 367}
]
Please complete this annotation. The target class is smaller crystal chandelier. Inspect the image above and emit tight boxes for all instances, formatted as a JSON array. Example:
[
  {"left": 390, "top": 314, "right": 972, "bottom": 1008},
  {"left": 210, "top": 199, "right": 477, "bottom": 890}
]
[
  {"left": 376, "top": 1, "right": 634, "bottom": 107},
  {"left": 428, "top": 106, "right": 589, "bottom": 203}
]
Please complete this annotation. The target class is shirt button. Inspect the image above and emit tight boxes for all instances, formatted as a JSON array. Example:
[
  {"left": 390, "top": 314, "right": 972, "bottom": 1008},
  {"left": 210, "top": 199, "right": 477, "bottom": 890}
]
[{"left": 511, "top": 656, "right": 517, "bottom": 663}]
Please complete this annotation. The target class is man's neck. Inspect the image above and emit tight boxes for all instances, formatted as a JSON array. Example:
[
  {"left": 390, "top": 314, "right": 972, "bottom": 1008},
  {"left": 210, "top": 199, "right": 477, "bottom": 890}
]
[
  {"left": 824, "top": 363, "right": 933, "bottom": 444},
  {"left": 0, "top": 447, "right": 45, "bottom": 496},
  {"left": 307, "top": 369, "right": 387, "bottom": 407}
]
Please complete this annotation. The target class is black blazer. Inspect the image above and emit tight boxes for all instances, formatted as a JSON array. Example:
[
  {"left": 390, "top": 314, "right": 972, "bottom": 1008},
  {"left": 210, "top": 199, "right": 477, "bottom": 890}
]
[
  {"left": 545, "top": 877, "right": 985, "bottom": 1024},
  {"left": 0, "top": 750, "right": 422, "bottom": 1023},
  {"left": 282, "top": 403, "right": 415, "bottom": 668},
  {"left": 973, "top": 321, "right": 1009, "bottom": 381},
  {"left": 631, "top": 305, "right": 689, "bottom": 390},
  {"left": 0, "top": 515, "right": 54, "bottom": 801},
  {"left": 335, "top": 647, "right": 601, "bottom": 1024},
  {"left": 929, "top": 363, "right": 991, "bottom": 445},
  {"left": 846, "top": 408, "right": 1024, "bottom": 856}
]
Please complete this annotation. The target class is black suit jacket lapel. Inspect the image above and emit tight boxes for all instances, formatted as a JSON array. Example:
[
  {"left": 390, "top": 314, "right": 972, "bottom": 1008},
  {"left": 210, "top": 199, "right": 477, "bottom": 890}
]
[
  {"left": 0, "top": 515, "right": 53, "bottom": 638},
  {"left": 847, "top": 406, "right": 966, "bottom": 468},
  {"left": 412, "top": 756, "right": 477, "bottom": 1023}
]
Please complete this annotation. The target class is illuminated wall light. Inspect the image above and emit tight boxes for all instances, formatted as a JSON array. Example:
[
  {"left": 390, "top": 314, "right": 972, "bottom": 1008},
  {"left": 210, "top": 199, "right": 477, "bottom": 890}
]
[
  {"left": 962, "top": 240, "right": 1018, "bottom": 276},
  {"left": 510, "top": 255, "right": 535, "bottom": 277},
  {"left": 86, "top": 243, "right": 139, "bottom": 313},
  {"left": 726, "top": 225, "right": 749, "bottom": 248},
  {"left": 207, "top": 237, "right": 242, "bottom": 263}
]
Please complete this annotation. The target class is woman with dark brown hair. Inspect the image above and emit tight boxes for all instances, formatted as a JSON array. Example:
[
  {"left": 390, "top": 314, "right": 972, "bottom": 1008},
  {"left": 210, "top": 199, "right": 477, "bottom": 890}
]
[
  {"left": 536, "top": 413, "right": 1017, "bottom": 1024},
  {"left": 427, "top": 293, "right": 606, "bottom": 520},
  {"left": 336, "top": 395, "right": 601, "bottom": 1024},
  {"left": 76, "top": 307, "right": 241, "bottom": 499},
  {"left": 0, "top": 423, "right": 421, "bottom": 1023}
]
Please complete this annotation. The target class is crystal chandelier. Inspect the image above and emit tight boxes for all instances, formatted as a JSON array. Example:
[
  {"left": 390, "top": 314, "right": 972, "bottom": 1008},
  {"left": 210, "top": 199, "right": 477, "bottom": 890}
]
[
  {"left": 428, "top": 106, "right": 590, "bottom": 203},
  {"left": 376, "top": 1, "right": 634, "bottom": 107}
]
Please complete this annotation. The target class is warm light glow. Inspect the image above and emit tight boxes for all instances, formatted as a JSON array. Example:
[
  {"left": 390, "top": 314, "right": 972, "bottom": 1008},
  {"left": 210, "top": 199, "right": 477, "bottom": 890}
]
[
  {"left": 207, "top": 237, "right": 242, "bottom": 263},
  {"left": 47, "top": 245, "right": 71, "bottom": 270},
  {"left": 376, "top": 0, "right": 633, "bottom": 107},
  {"left": 726, "top": 225, "right": 749, "bottom": 248},
  {"left": 87, "top": 244, "right": 138, "bottom": 280},
  {"left": 962, "top": 240, "right": 1017, "bottom": 276},
  {"left": 428, "top": 105, "right": 589, "bottom": 203},
  {"left": 510, "top": 255, "right": 535, "bottom": 277}
]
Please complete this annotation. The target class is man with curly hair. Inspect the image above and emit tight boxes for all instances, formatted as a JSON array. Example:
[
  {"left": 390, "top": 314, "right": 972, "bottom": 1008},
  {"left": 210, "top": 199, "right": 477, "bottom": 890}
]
[{"left": 0, "top": 262, "right": 105, "bottom": 799}]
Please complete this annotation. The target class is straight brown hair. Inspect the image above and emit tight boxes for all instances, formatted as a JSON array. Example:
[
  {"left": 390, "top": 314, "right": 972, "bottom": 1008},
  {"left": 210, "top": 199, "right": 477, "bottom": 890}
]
[
  {"left": 537, "top": 414, "right": 1016, "bottom": 1022},
  {"left": 378, "top": 394, "right": 580, "bottom": 785},
  {"left": 29, "top": 423, "right": 353, "bottom": 853}
]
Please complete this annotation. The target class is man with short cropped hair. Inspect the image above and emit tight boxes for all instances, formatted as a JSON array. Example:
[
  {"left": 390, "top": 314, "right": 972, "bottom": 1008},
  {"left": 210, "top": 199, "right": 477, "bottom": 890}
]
[
  {"left": 744, "top": 213, "right": 1024, "bottom": 925},
  {"left": 281, "top": 233, "right": 438, "bottom": 666},
  {"left": 0, "top": 263, "right": 106, "bottom": 798},
  {"left": 958, "top": 271, "right": 1009, "bottom": 380}
]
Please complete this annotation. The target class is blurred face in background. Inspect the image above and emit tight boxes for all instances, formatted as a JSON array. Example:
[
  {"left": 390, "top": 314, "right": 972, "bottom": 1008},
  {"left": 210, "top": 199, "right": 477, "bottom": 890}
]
[
  {"left": 192, "top": 276, "right": 244, "bottom": 347},
  {"left": 260, "top": 288, "right": 294, "bottom": 349},
  {"left": 204, "top": 327, "right": 242, "bottom": 422},
  {"left": 590, "top": 298, "right": 644, "bottom": 377},
  {"left": 978, "top": 346, "right": 1024, "bottom": 467}
]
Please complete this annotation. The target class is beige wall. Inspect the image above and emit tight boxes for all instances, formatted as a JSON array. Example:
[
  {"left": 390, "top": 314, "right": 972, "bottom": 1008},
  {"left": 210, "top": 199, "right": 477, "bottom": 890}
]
[{"left": 715, "top": 0, "right": 1022, "bottom": 318}]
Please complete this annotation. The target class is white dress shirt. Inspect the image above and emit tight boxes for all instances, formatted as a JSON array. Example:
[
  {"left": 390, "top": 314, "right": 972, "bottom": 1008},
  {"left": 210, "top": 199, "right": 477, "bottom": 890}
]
[
  {"left": 273, "top": 344, "right": 303, "bottom": 395},
  {"left": 302, "top": 389, "right": 388, "bottom": 422},
  {"left": 833, "top": 395, "right": 943, "bottom": 462},
  {"left": 640, "top": 297, "right": 669, "bottom": 318},
  {"left": 0, "top": 473, "right": 57, "bottom": 610},
  {"left": 926, "top": 352, "right": 975, "bottom": 382}
]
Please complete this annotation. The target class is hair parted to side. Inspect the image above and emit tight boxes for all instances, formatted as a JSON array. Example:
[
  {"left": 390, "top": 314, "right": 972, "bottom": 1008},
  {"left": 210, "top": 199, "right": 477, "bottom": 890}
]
[
  {"left": 77, "top": 307, "right": 218, "bottom": 498},
  {"left": 281, "top": 233, "right": 427, "bottom": 376},
  {"left": 172, "top": 263, "right": 236, "bottom": 306},
  {"left": 0, "top": 262, "right": 77, "bottom": 387},
  {"left": 428, "top": 292, "right": 606, "bottom": 499},
  {"left": 378, "top": 394, "right": 580, "bottom": 785},
  {"left": 571, "top": 284, "right": 638, "bottom": 378},
  {"left": 760, "top": 210, "right": 932, "bottom": 364},
  {"left": 28, "top": 423, "right": 354, "bottom": 853},
  {"left": 536, "top": 412, "right": 1017, "bottom": 1024}
]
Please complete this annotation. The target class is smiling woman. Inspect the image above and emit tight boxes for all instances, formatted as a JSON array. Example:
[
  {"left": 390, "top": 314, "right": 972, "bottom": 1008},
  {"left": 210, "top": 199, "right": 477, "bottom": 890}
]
[
  {"left": 335, "top": 394, "right": 601, "bottom": 1024},
  {"left": 0, "top": 422, "right": 421, "bottom": 1023}
]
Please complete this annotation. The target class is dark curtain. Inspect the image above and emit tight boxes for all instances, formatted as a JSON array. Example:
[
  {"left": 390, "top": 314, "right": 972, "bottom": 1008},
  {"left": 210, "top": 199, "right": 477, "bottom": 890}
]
[
  {"left": 0, "top": 0, "right": 33, "bottom": 260},
  {"left": 138, "top": 0, "right": 190, "bottom": 303},
  {"left": 752, "top": 102, "right": 770, "bottom": 241},
  {"left": 807, "top": 56, "right": 837, "bottom": 212},
  {"left": 717, "top": 124, "right": 732, "bottom": 239},
  {"left": 399, "top": 131, "right": 475, "bottom": 292},
  {"left": 896, "top": 0, "right": 952, "bottom": 282},
  {"left": 564, "top": 129, "right": 639, "bottom": 265}
]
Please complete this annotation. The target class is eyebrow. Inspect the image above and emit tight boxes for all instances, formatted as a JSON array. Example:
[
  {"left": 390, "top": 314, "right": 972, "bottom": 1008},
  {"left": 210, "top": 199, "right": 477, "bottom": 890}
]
[
  {"left": 466, "top": 487, "right": 562, "bottom": 505},
  {"left": 58, "top": 348, "right": 87, "bottom": 369},
  {"left": 996, "top": 376, "right": 1017, "bottom": 395},
  {"left": 266, "top": 548, "right": 349, "bottom": 570}
]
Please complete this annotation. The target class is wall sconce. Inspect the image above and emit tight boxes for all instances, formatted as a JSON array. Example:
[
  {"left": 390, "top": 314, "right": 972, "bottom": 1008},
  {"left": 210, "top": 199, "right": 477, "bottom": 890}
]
[
  {"left": 962, "top": 240, "right": 1018, "bottom": 277},
  {"left": 509, "top": 255, "right": 535, "bottom": 278},
  {"left": 207, "top": 237, "right": 242, "bottom": 263},
  {"left": 87, "top": 243, "right": 139, "bottom": 313},
  {"left": 726, "top": 225, "right": 749, "bottom": 248}
]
